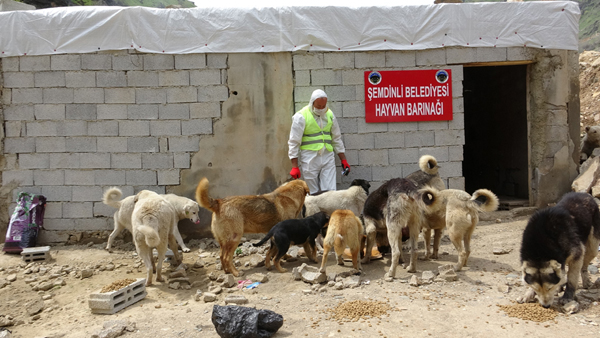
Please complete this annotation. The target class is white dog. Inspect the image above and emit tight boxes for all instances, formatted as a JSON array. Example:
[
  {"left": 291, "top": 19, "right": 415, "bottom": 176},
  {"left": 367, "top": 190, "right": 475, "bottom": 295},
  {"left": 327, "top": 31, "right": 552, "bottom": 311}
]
[
  {"left": 303, "top": 179, "right": 371, "bottom": 218},
  {"left": 103, "top": 187, "right": 200, "bottom": 252},
  {"left": 131, "top": 190, "right": 181, "bottom": 286}
]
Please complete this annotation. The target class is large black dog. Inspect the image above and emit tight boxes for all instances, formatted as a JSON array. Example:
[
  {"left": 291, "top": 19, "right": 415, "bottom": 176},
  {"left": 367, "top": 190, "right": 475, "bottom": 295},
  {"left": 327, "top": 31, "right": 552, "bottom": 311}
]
[{"left": 253, "top": 211, "right": 330, "bottom": 273}]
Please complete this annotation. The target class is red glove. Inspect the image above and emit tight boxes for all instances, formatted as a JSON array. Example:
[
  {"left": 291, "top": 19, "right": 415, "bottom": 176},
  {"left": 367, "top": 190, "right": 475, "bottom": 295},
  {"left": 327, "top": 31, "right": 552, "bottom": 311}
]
[
  {"left": 341, "top": 160, "right": 350, "bottom": 175},
  {"left": 290, "top": 167, "right": 301, "bottom": 179}
]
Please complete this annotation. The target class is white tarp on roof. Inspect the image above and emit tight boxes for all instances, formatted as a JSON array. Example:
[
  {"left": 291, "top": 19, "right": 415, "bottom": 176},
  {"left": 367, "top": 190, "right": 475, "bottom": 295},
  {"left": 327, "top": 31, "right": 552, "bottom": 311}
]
[{"left": 0, "top": 1, "right": 580, "bottom": 57}]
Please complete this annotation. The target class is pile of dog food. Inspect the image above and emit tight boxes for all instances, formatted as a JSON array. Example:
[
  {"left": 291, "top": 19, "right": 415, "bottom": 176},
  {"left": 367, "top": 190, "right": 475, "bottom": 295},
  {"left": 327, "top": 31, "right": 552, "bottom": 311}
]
[
  {"left": 497, "top": 302, "right": 558, "bottom": 322},
  {"left": 326, "top": 300, "right": 393, "bottom": 322},
  {"left": 100, "top": 278, "right": 137, "bottom": 293}
]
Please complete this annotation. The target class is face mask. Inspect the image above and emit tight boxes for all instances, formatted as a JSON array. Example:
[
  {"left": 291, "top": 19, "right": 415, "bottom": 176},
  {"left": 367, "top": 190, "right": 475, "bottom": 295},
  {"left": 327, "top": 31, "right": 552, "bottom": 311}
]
[{"left": 313, "top": 106, "right": 327, "bottom": 116}]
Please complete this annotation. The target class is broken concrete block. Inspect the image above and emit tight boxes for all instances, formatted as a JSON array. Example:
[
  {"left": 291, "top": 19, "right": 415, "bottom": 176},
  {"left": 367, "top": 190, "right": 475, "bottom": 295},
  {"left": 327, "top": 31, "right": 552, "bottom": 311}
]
[
  {"left": 572, "top": 157, "right": 600, "bottom": 193},
  {"left": 409, "top": 275, "right": 419, "bottom": 287},
  {"left": 203, "top": 292, "right": 217, "bottom": 302},
  {"left": 342, "top": 275, "right": 361, "bottom": 288},
  {"left": 224, "top": 295, "right": 248, "bottom": 305},
  {"left": 247, "top": 273, "right": 268, "bottom": 283},
  {"left": 292, "top": 263, "right": 327, "bottom": 284},
  {"left": 421, "top": 271, "right": 436, "bottom": 283}
]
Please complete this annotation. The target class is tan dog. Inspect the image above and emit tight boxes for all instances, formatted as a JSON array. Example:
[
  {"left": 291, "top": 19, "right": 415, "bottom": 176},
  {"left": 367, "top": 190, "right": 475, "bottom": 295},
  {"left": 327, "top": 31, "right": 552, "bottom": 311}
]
[
  {"left": 131, "top": 190, "right": 181, "bottom": 286},
  {"left": 319, "top": 209, "right": 364, "bottom": 274},
  {"left": 103, "top": 187, "right": 200, "bottom": 253},
  {"left": 196, "top": 178, "right": 310, "bottom": 276}
]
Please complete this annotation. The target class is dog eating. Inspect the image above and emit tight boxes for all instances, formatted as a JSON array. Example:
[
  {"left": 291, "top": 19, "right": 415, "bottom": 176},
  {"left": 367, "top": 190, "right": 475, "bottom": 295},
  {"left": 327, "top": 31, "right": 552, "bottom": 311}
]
[{"left": 320, "top": 209, "right": 364, "bottom": 274}]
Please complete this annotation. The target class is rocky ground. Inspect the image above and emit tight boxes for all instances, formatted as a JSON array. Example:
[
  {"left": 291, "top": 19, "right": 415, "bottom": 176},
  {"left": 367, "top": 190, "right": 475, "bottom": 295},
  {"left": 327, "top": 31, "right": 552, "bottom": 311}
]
[
  {"left": 579, "top": 50, "right": 600, "bottom": 134},
  {"left": 1, "top": 209, "right": 600, "bottom": 338}
]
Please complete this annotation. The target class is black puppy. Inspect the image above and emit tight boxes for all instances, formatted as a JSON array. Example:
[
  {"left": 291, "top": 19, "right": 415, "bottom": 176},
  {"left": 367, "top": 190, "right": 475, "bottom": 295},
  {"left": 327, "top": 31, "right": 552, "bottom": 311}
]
[{"left": 253, "top": 211, "right": 330, "bottom": 273}]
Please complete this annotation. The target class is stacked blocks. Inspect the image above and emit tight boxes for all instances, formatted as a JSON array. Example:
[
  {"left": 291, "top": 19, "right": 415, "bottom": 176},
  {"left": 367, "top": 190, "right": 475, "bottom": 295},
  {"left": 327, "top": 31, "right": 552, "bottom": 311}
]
[
  {"left": 88, "top": 278, "right": 147, "bottom": 314},
  {"left": 21, "top": 246, "right": 51, "bottom": 262}
]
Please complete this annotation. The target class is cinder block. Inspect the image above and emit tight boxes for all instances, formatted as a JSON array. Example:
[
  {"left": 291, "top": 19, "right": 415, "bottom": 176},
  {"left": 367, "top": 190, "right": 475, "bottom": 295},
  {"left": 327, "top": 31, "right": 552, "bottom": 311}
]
[
  {"left": 94, "top": 202, "right": 115, "bottom": 217},
  {"left": 144, "top": 54, "right": 174, "bottom": 70},
  {"left": 62, "top": 202, "right": 93, "bottom": 218},
  {"left": 418, "top": 147, "right": 449, "bottom": 162},
  {"left": 355, "top": 84, "right": 364, "bottom": 101},
  {"left": 167, "top": 87, "right": 197, "bottom": 103},
  {"left": 57, "top": 121, "right": 87, "bottom": 136},
  {"left": 358, "top": 149, "right": 388, "bottom": 166},
  {"left": 19, "top": 56, "right": 50, "bottom": 71},
  {"left": 19, "top": 153, "right": 50, "bottom": 169},
  {"left": 110, "top": 153, "right": 142, "bottom": 169},
  {"left": 1, "top": 57, "right": 19, "bottom": 72},
  {"left": 2, "top": 170, "right": 34, "bottom": 186},
  {"left": 189, "top": 69, "right": 221, "bottom": 85},
  {"left": 97, "top": 137, "right": 128, "bottom": 153},
  {"left": 41, "top": 186, "right": 72, "bottom": 201},
  {"left": 43, "top": 88, "right": 74, "bottom": 104},
  {"left": 507, "top": 47, "right": 534, "bottom": 61},
  {"left": 66, "top": 137, "right": 97, "bottom": 152},
  {"left": 293, "top": 53, "right": 324, "bottom": 70},
  {"left": 324, "top": 52, "right": 354, "bottom": 69},
  {"left": 206, "top": 54, "right": 228, "bottom": 69},
  {"left": 81, "top": 54, "right": 112, "bottom": 70},
  {"left": 405, "top": 131, "right": 435, "bottom": 147},
  {"left": 66, "top": 104, "right": 97, "bottom": 120},
  {"left": 33, "top": 170, "right": 65, "bottom": 185},
  {"left": 112, "top": 55, "right": 143, "bottom": 71},
  {"left": 51, "top": 55, "right": 81, "bottom": 71},
  {"left": 141, "top": 153, "right": 173, "bottom": 169},
  {"left": 88, "top": 278, "right": 147, "bottom": 314},
  {"left": 5, "top": 121, "right": 24, "bottom": 137},
  {"left": 357, "top": 120, "right": 387, "bottom": 134},
  {"left": 311, "top": 70, "right": 342, "bottom": 86},
  {"left": 294, "top": 70, "right": 310, "bottom": 86},
  {"left": 97, "top": 104, "right": 128, "bottom": 119},
  {"left": 336, "top": 117, "right": 358, "bottom": 134},
  {"left": 181, "top": 119, "right": 212, "bottom": 135},
  {"left": 127, "top": 137, "right": 159, "bottom": 152},
  {"left": 448, "top": 145, "right": 463, "bottom": 162},
  {"left": 128, "top": 104, "right": 159, "bottom": 119},
  {"left": 190, "top": 102, "right": 219, "bottom": 119},
  {"left": 374, "top": 132, "right": 405, "bottom": 149},
  {"left": 27, "top": 121, "right": 56, "bottom": 137},
  {"left": 294, "top": 86, "right": 322, "bottom": 103},
  {"left": 35, "top": 71, "right": 67, "bottom": 88},
  {"left": 126, "top": 170, "right": 157, "bottom": 185},
  {"left": 88, "top": 121, "right": 119, "bottom": 136},
  {"left": 49, "top": 153, "right": 80, "bottom": 169},
  {"left": 5, "top": 105, "right": 35, "bottom": 120},
  {"left": 135, "top": 88, "right": 166, "bottom": 104},
  {"left": 416, "top": 48, "right": 446, "bottom": 66},
  {"left": 448, "top": 112, "right": 464, "bottom": 130},
  {"left": 97, "top": 71, "right": 127, "bottom": 87},
  {"left": 4, "top": 137, "right": 35, "bottom": 153},
  {"left": 372, "top": 164, "right": 403, "bottom": 181},
  {"left": 74, "top": 88, "right": 104, "bottom": 104},
  {"left": 452, "top": 97, "right": 464, "bottom": 114},
  {"left": 42, "top": 218, "right": 75, "bottom": 230},
  {"left": 341, "top": 69, "right": 364, "bottom": 86},
  {"left": 418, "top": 121, "right": 448, "bottom": 131},
  {"left": 340, "top": 165, "right": 372, "bottom": 183},
  {"left": 439, "top": 161, "right": 462, "bottom": 178},
  {"left": 386, "top": 51, "right": 416, "bottom": 67},
  {"left": 160, "top": 104, "right": 190, "bottom": 120},
  {"left": 197, "top": 86, "right": 228, "bottom": 102},
  {"left": 446, "top": 47, "right": 476, "bottom": 65},
  {"left": 168, "top": 136, "right": 200, "bottom": 152},
  {"left": 4, "top": 72, "right": 34, "bottom": 88},
  {"left": 389, "top": 147, "right": 420, "bottom": 164},
  {"left": 65, "top": 170, "right": 95, "bottom": 186},
  {"left": 448, "top": 176, "right": 465, "bottom": 190},
  {"left": 157, "top": 169, "right": 180, "bottom": 185},
  {"left": 159, "top": 138, "right": 168, "bottom": 152},
  {"left": 324, "top": 85, "right": 355, "bottom": 102},
  {"left": 159, "top": 70, "right": 190, "bottom": 86},
  {"left": 127, "top": 71, "right": 159, "bottom": 87},
  {"left": 434, "top": 129, "right": 465, "bottom": 146},
  {"left": 2, "top": 88, "right": 11, "bottom": 105},
  {"left": 175, "top": 54, "right": 206, "bottom": 70},
  {"left": 95, "top": 169, "right": 128, "bottom": 184},
  {"left": 343, "top": 133, "right": 374, "bottom": 150},
  {"left": 150, "top": 120, "right": 181, "bottom": 136},
  {"left": 65, "top": 71, "right": 97, "bottom": 88},
  {"left": 44, "top": 202, "right": 62, "bottom": 218},
  {"left": 21, "top": 246, "right": 51, "bottom": 262},
  {"left": 401, "top": 163, "right": 420, "bottom": 176},
  {"left": 119, "top": 121, "right": 150, "bottom": 136},
  {"left": 355, "top": 52, "right": 386, "bottom": 68},
  {"left": 12, "top": 88, "right": 43, "bottom": 104},
  {"left": 173, "top": 153, "right": 190, "bottom": 169},
  {"left": 448, "top": 65, "right": 463, "bottom": 82},
  {"left": 476, "top": 47, "right": 507, "bottom": 62},
  {"left": 72, "top": 186, "right": 103, "bottom": 202},
  {"left": 79, "top": 153, "right": 111, "bottom": 169}
]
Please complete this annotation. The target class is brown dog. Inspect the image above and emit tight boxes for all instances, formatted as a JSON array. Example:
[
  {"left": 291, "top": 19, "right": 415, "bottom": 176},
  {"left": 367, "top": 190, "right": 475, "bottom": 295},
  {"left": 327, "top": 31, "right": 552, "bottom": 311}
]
[
  {"left": 319, "top": 209, "right": 364, "bottom": 274},
  {"left": 195, "top": 178, "right": 309, "bottom": 276}
]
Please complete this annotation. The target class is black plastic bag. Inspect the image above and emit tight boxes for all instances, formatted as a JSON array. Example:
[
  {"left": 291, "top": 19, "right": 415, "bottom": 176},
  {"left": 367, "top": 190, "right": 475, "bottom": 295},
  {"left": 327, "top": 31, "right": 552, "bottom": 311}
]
[{"left": 211, "top": 305, "right": 283, "bottom": 338}]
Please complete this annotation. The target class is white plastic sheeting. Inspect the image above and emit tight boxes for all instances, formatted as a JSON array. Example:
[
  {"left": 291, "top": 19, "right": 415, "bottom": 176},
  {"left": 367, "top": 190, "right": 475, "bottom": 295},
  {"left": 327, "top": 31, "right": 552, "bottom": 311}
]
[{"left": 0, "top": 1, "right": 580, "bottom": 57}]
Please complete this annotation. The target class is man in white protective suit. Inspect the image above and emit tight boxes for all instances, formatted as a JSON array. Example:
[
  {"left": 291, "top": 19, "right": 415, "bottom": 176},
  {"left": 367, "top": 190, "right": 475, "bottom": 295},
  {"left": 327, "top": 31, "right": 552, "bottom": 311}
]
[{"left": 287, "top": 89, "right": 350, "bottom": 195}]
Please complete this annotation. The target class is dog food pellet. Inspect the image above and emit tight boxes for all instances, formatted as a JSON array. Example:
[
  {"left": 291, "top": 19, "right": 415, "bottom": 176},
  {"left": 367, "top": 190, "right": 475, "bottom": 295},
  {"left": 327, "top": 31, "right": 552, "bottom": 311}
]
[
  {"left": 100, "top": 278, "right": 137, "bottom": 293},
  {"left": 497, "top": 303, "right": 557, "bottom": 322},
  {"left": 326, "top": 300, "right": 392, "bottom": 322}
]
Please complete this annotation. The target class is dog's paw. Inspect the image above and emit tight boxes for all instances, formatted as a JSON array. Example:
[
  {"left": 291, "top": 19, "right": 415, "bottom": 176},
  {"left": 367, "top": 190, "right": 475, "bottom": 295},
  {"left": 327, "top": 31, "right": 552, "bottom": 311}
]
[
  {"left": 361, "top": 257, "right": 371, "bottom": 264},
  {"left": 320, "top": 268, "right": 326, "bottom": 274},
  {"left": 156, "top": 276, "right": 164, "bottom": 282},
  {"left": 278, "top": 268, "right": 288, "bottom": 273},
  {"left": 182, "top": 247, "right": 191, "bottom": 253},
  {"left": 517, "top": 288, "right": 536, "bottom": 304},
  {"left": 405, "top": 264, "right": 416, "bottom": 273}
]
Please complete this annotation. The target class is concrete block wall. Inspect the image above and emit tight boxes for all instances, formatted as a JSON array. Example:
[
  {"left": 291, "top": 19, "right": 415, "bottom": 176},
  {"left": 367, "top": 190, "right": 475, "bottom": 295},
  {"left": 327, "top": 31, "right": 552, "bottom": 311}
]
[
  {"left": 1, "top": 51, "right": 227, "bottom": 241},
  {"left": 293, "top": 48, "right": 482, "bottom": 191}
]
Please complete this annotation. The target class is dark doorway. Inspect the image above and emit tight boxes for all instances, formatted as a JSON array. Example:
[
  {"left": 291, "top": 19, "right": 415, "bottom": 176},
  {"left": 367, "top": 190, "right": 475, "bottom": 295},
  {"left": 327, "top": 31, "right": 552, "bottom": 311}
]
[{"left": 462, "top": 65, "right": 529, "bottom": 204}]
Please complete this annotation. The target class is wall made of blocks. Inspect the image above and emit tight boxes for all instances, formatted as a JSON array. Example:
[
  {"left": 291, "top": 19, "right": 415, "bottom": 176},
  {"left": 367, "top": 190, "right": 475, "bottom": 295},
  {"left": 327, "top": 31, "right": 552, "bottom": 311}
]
[{"left": 0, "top": 51, "right": 228, "bottom": 236}]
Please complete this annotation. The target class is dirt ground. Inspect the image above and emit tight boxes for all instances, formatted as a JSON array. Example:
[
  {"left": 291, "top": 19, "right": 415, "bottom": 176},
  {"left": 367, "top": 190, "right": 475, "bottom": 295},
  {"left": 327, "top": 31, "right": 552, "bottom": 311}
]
[{"left": 1, "top": 211, "right": 600, "bottom": 338}]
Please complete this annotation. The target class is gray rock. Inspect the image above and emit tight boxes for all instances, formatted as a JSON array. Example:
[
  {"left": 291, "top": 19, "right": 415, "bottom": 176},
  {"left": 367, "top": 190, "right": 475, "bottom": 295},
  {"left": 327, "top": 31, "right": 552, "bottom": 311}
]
[
  {"left": 194, "top": 260, "right": 205, "bottom": 268},
  {"left": 588, "top": 265, "right": 599, "bottom": 274},
  {"left": 26, "top": 298, "right": 44, "bottom": 316},
  {"left": 203, "top": 292, "right": 217, "bottom": 302},
  {"left": 409, "top": 275, "right": 419, "bottom": 287},
  {"left": 91, "top": 319, "right": 136, "bottom": 338},
  {"left": 219, "top": 274, "right": 236, "bottom": 288},
  {"left": 0, "top": 280, "right": 8, "bottom": 289},
  {"left": 208, "top": 271, "right": 219, "bottom": 281},
  {"left": 437, "top": 264, "right": 457, "bottom": 282},
  {"left": 497, "top": 284, "right": 511, "bottom": 293},
  {"left": 194, "top": 289, "right": 203, "bottom": 302},
  {"left": 334, "top": 282, "right": 344, "bottom": 290},
  {"left": 563, "top": 300, "right": 579, "bottom": 314},
  {"left": 0, "top": 316, "right": 14, "bottom": 327},
  {"left": 36, "top": 281, "right": 54, "bottom": 291},
  {"left": 293, "top": 263, "right": 327, "bottom": 284},
  {"left": 224, "top": 295, "right": 248, "bottom": 305},
  {"left": 248, "top": 254, "right": 265, "bottom": 268},
  {"left": 168, "top": 282, "right": 180, "bottom": 290},
  {"left": 343, "top": 276, "right": 361, "bottom": 288},
  {"left": 326, "top": 272, "right": 337, "bottom": 282},
  {"left": 493, "top": 248, "right": 512, "bottom": 255},
  {"left": 248, "top": 273, "right": 268, "bottom": 283},
  {"left": 209, "top": 286, "right": 223, "bottom": 295},
  {"left": 53, "top": 278, "right": 66, "bottom": 287},
  {"left": 80, "top": 269, "right": 93, "bottom": 279},
  {"left": 169, "top": 270, "right": 186, "bottom": 278},
  {"left": 6, "top": 274, "right": 16, "bottom": 283},
  {"left": 421, "top": 271, "right": 436, "bottom": 283}
]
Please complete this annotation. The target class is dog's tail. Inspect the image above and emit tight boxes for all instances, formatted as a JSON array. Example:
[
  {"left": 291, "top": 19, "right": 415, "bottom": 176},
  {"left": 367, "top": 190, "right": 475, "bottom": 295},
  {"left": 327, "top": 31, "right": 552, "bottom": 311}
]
[
  {"left": 417, "top": 186, "right": 442, "bottom": 213},
  {"left": 195, "top": 177, "right": 220, "bottom": 213},
  {"left": 418, "top": 155, "right": 439, "bottom": 175},
  {"left": 252, "top": 227, "right": 277, "bottom": 247},
  {"left": 102, "top": 187, "right": 123, "bottom": 209},
  {"left": 137, "top": 224, "right": 161, "bottom": 248},
  {"left": 470, "top": 189, "right": 500, "bottom": 213}
]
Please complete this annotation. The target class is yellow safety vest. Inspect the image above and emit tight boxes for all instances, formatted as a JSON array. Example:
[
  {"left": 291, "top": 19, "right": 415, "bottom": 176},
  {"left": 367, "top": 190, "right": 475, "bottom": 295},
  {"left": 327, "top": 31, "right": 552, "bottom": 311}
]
[{"left": 300, "top": 106, "right": 333, "bottom": 152}]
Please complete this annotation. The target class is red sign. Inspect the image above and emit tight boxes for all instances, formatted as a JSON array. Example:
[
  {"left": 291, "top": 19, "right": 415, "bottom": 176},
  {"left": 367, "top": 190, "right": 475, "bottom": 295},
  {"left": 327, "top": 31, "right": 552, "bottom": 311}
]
[{"left": 364, "top": 69, "right": 453, "bottom": 123}]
